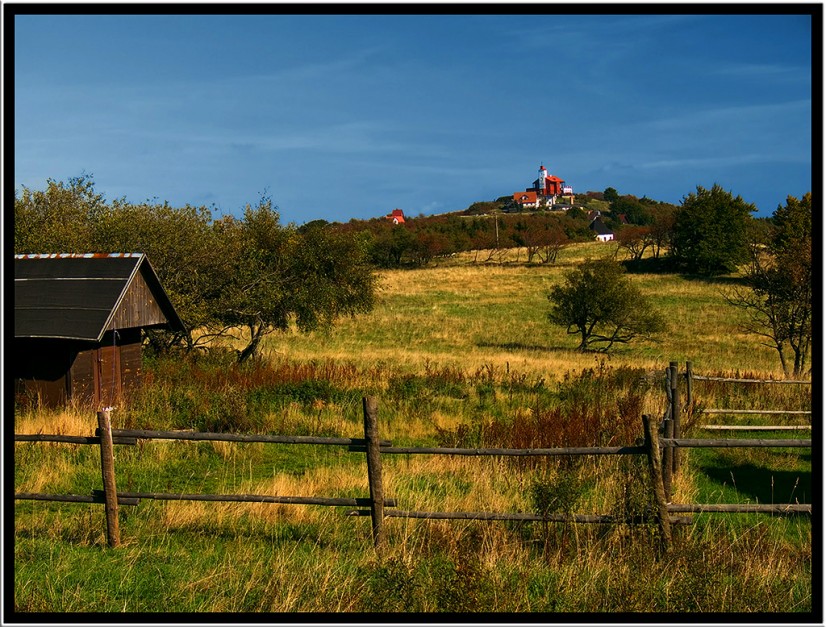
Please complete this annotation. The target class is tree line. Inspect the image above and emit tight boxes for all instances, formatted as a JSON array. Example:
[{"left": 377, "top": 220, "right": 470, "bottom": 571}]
[
  {"left": 328, "top": 191, "right": 678, "bottom": 268},
  {"left": 14, "top": 176, "right": 811, "bottom": 376},
  {"left": 14, "top": 175, "right": 376, "bottom": 363}
]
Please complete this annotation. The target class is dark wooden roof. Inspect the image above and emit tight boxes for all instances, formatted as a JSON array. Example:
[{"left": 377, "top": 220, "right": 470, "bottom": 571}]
[
  {"left": 15, "top": 253, "right": 186, "bottom": 342},
  {"left": 589, "top": 218, "right": 613, "bottom": 236}
]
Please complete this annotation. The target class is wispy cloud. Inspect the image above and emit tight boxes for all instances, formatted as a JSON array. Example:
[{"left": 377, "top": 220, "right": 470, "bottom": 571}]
[
  {"left": 234, "top": 46, "right": 387, "bottom": 85},
  {"left": 638, "top": 153, "right": 809, "bottom": 170},
  {"left": 641, "top": 100, "right": 810, "bottom": 134},
  {"left": 706, "top": 62, "right": 810, "bottom": 83},
  {"left": 503, "top": 14, "right": 701, "bottom": 50}
]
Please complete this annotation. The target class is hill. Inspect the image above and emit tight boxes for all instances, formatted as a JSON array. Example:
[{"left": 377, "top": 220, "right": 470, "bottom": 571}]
[
  {"left": 330, "top": 192, "right": 679, "bottom": 268},
  {"left": 261, "top": 240, "right": 783, "bottom": 378}
]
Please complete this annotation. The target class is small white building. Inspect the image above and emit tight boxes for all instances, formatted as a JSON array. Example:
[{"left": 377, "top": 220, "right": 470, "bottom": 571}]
[{"left": 590, "top": 218, "right": 614, "bottom": 242}]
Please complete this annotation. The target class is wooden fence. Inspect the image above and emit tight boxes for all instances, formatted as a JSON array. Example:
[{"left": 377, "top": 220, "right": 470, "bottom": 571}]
[
  {"left": 660, "top": 361, "right": 811, "bottom": 498},
  {"left": 15, "top": 366, "right": 812, "bottom": 554},
  {"left": 683, "top": 360, "right": 812, "bottom": 429}
]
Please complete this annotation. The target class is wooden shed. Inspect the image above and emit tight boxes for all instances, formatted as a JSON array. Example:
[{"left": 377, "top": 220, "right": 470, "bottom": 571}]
[{"left": 14, "top": 253, "right": 186, "bottom": 409}]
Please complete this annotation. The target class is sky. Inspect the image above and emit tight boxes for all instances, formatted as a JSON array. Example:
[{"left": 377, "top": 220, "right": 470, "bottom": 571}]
[{"left": 10, "top": 7, "right": 815, "bottom": 224}]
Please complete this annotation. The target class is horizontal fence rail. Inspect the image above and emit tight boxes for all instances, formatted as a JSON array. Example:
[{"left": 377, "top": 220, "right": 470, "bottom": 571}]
[
  {"left": 700, "top": 425, "right": 811, "bottom": 431},
  {"left": 13, "top": 492, "right": 395, "bottom": 512},
  {"left": 379, "top": 445, "right": 648, "bottom": 456},
  {"left": 117, "top": 492, "right": 396, "bottom": 508},
  {"left": 371, "top": 510, "right": 694, "bottom": 524},
  {"left": 690, "top": 375, "right": 811, "bottom": 384},
  {"left": 13, "top": 430, "right": 393, "bottom": 447},
  {"left": 14, "top": 434, "right": 138, "bottom": 445},
  {"left": 16, "top": 492, "right": 141, "bottom": 506},
  {"left": 667, "top": 504, "right": 811, "bottom": 514},
  {"left": 109, "top": 428, "right": 392, "bottom": 447},
  {"left": 700, "top": 409, "right": 811, "bottom": 415}
]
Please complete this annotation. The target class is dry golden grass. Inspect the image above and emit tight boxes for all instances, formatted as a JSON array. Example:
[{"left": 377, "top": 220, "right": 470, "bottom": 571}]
[
  {"left": 14, "top": 403, "right": 98, "bottom": 436},
  {"left": 253, "top": 241, "right": 787, "bottom": 381}
]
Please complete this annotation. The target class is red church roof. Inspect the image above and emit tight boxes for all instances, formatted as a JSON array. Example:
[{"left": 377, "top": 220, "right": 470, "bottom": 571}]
[{"left": 386, "top": 208, "right": 406, "bottom": 224}]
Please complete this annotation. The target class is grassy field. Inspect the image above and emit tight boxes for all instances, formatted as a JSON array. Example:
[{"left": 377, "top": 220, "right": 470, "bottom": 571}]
[
  {"left": 259, "top": 243, "right": 785, "bottom": 375},
  {"left": 12, "top": 242, "right": 813, "bottom": 615}
]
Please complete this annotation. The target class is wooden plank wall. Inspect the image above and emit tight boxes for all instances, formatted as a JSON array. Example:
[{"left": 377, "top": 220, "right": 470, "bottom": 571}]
[{"left": 107, "top": 271, "right": 168, "bottom": 331}]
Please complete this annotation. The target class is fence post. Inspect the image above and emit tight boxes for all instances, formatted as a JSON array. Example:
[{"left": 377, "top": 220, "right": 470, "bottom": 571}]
[
  {"left": 642, "top": 415, "right": 672, "bottom": 554},
  {"left": 362, "top": 396, "right": 386, "bottom": 551},
  {"left": 670, "top": 361, "right": 681, "bottom": 477},
  {"left": 97, "top": 408, "right": 121, "bottom": 548},
  {"left": 662, "top": 368, "right": 673, "bottom": 500},
  {"left": 685, "top": 361, "right": 693, "bottom": 411}
]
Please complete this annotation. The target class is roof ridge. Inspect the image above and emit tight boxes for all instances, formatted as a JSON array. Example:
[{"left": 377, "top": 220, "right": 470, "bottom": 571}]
[{"left": 15, "top": 253, "right": 144, "bottom": 259}]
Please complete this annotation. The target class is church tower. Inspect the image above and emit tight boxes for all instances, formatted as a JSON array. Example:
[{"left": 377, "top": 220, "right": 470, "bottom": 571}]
[{"left": 538, "top": 164, "right": 549, "bottom": 195}]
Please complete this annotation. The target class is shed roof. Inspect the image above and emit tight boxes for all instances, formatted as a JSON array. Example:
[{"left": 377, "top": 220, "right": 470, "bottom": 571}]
[
  {"left": 589, "top": 218, "right": 613, "bottom": 236},
  {"left": 14, "top": 253, "right": 186, "bottom": 341}
]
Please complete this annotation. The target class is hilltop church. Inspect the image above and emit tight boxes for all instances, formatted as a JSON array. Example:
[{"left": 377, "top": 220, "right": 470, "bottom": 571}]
[{"left": 512, "top": 164, "right": 574, "bottom": 209}]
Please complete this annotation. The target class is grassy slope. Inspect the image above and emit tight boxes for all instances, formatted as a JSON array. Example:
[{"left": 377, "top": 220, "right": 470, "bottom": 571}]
[{"left": 261, "top": 242, "right": 783, "bottom": 377}]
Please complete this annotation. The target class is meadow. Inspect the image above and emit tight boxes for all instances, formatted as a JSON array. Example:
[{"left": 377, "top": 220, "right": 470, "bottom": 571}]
[{"left": 13, "top": 242, "right": 813, "bottom": 615}]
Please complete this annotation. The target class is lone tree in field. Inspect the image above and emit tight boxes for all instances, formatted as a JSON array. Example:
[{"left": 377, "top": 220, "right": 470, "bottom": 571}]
[
  {"left": 725, "top": 193, "right": 812, "bottom": 377},
  {"left": 548, "top": 258, "right": 665, "bottom": 352}
]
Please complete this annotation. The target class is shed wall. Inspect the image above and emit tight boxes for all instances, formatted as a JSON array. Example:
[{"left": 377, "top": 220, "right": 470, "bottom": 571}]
[
  {"left": 15, "top": 329, "right": 143, "bottom": 409},
  {"left": 106, "top": 270, "right": 169, "bottom": 331}
]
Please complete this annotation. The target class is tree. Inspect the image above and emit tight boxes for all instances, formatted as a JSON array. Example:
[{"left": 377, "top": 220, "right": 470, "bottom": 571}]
[
  {"left": 209, "top": 199, "right": 294, "bottom": 361},
  {"left": 603, "top": 187, "right": 619, "bottom": 204},
  {"left": 205, "top": 199, "right": 376, "bottom": 362},
  {"left": 288, "top": 219, "right": 376, "bottom": 336},
  {"left": 367, "top": 221, "right": 416, "bottom": 267},
  {"left": 537, "top": 224, "right": 569, "bottom": 264},
  {"left": 548, "top": 258, "right": 665, "bottom": 352},
  {"left": 725, "top": 193, "right": 812, "bottom": 377},
  {"left": 410, "top": 228, "right": 454, "bottom": 265},
  {"left": 615, "top": 225, "right": 653, "bottom": 261},
  {"left": 610, "top": 195, "right": 652, "bottom": 226},
  {"left": 647, "top": 203, "right": 678, "bottom": 259},
  {"left": 519, "top": 220, "right": 568, "bottom": 264},
  {"left": 670, "top": 184, "right": 755, "bottom": 275},
  {"left": 15, "top": 174, "right": 104, "bottom": 253}
]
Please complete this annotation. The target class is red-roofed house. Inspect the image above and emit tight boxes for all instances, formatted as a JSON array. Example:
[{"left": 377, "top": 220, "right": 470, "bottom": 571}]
[
  {"left": 512, "top": 191, "right": 540, "bottom": 208},
  {"left": 385, "top": 208, "right": 406, "bottom": 224}
]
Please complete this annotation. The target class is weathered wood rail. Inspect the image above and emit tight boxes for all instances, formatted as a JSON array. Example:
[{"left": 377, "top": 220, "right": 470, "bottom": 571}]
[{"left": 684, "top": 361, "right": 812, "bottom": 427}]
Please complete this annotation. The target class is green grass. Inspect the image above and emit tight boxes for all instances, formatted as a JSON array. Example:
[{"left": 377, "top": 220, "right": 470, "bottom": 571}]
[{"left": 690, "top": 445, "right": 811, "bottom": 507}]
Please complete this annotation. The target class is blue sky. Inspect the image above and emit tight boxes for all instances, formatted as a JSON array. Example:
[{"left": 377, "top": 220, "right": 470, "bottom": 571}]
[{"left": 12, "top": 9, "right": 814, "bottom": 224}]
